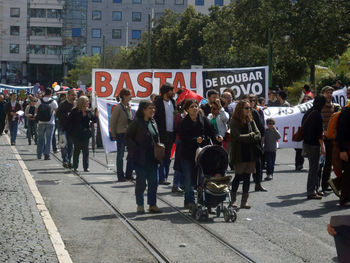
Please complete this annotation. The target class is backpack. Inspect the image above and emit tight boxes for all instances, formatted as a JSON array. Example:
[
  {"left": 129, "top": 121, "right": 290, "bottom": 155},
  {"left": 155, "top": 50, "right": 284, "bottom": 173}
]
[
  {"left": 36, "top": 99, "right": 53, "bottom": 122},
  {"left": 326, "top": 103, "right": 350, "bottom": 139}
]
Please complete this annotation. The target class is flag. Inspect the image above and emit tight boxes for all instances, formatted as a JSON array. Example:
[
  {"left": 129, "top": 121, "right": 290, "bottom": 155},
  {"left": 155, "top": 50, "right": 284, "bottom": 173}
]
[{"left": 176, "top": 88, "right": 207, "bottom": 104}]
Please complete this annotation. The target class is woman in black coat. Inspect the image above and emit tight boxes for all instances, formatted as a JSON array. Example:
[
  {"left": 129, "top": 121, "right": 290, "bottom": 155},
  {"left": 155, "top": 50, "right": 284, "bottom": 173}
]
[
  {"left": 179, "top": 99, "right": 223, "bottom": 210},
  {"left": 126, "top": 100, "right": 162, "bottom": 214},
  {"left": 68, "top": 96, "right": 96, "bottom": 172}
]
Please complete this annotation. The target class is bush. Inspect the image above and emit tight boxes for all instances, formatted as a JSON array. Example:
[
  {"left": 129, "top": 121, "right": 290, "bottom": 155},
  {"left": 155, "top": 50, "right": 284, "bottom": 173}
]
[{"left": 316, "top": 73, "right": 350, "bottom": 93}]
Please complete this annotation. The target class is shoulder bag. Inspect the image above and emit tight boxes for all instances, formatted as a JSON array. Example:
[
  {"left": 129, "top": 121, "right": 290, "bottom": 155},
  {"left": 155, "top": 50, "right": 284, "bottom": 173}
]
[
  {"left": 150, "top": 121, "right": 165, "bottom": 163},
  {"left": 292, "top": 110, "right": 315, "bottom": 142}
]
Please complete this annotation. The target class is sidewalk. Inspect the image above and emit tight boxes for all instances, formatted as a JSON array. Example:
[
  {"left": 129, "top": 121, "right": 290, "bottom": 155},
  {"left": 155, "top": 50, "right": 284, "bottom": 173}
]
[{"left": 0, "top": 134, "right": 58, "bottom": 263}]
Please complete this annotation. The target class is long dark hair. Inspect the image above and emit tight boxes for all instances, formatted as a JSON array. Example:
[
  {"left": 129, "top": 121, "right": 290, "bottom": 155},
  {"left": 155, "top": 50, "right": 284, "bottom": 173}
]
[
  {"left": 232, "top": 100, "right": 253, "bottom": 126},
  {"left": 312, "top": 95, "right": 326, "bottom": 111},
  {"left": 135, "top": 100, "right": 154, "bottom": 119}
]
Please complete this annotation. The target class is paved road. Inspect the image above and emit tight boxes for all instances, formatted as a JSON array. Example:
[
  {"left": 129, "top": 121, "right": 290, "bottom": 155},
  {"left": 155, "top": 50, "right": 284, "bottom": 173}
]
[{"left": 4, "top": 127, "right": 350, "bottom": 262}]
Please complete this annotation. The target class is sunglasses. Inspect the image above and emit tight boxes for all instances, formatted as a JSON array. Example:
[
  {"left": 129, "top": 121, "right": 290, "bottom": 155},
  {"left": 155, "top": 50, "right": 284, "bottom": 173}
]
[
  {"left": 244, "top": 107, "right": 251, "bottom": 110},
  {"left": 267, "top": 122, "right": 275, "bottom": 125}
]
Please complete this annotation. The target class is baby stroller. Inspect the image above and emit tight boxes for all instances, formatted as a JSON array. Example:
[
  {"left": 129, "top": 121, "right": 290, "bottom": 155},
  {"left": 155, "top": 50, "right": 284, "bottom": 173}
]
[{"left": 191, "top": 145, "right": 237, "bottom": 222}]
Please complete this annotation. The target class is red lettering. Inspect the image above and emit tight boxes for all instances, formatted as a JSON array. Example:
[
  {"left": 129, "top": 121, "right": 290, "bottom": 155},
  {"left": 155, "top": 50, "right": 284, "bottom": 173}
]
[
  {"left": 114, "top": 72, "right": 135, "bottom": 97},
  {"left": 190, "top": 72, "right": 197, "bottom": 90},
  {"left": 95, "top": 72, "right": 113, "bottom": 97},
  {"left": 137, "top": 72, "right": 153, "bottom": 98},
  {"left": 154, "top": 72, "right": 172, "bottom": 87},
  {"left": 283, "top": 127, "right": 289, "bottom": 143},
  {"left": 173, "top": 73, "right": 186, "bottom": 93}
]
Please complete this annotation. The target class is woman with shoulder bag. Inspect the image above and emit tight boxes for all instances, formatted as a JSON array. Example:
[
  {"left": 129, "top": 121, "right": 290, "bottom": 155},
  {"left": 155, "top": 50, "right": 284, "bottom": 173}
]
[
  {"left": 179, "top": 99, "right": 223, "bottom": 210},
  {"left": 110, "top": 88, "right": 134, "bottom": 182},
  {"left": 229, "top": 100, "right": 261, "bottom": 209},
  {"left": 68, "top": 96, "right": 96, "bottom": 172},
  {"left": 126, "top": 100, "right": 162, "bottom": 214}
]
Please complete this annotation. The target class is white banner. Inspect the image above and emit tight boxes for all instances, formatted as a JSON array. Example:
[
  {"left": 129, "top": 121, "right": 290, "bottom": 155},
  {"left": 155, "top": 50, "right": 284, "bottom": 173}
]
[
  {"left": 97, "top": 88, "right": 347, "bottom": 153},
  {"left": 263, "top": 88, "right": 347, "bottom": 149}
]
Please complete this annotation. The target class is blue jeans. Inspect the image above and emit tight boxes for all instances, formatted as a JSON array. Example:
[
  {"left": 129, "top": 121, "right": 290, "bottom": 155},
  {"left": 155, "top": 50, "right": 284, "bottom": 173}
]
[
  {"left": 173, "top": 170, "right": 184, "bottom": 188},
  {"left": 61, "top": 131, "right": 73, "bottom": 164},
  {"left": 9, "top": 121, "right": 18, "bottom": 143},
  {"left": 37, "top": 123, "right": 54, "bottom": 158},
  {"left": 116, "top": 133, "right": 133, "bottom": 180},
  {"left": 158, "top": 132, "right": 174, "bottom": 182},
  {"left": 181, "top": 159, "right": 195, "bottom": 205},
  {"left": 134, "top": 164, "right": 158, "bottom": 206},
  {"left": 265, "top": 151, "right": 276, "bottom": 176}
]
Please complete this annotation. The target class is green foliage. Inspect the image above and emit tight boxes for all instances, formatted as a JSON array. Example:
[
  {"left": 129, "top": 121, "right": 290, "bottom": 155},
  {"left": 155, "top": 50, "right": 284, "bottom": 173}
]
[{"left": 317, "top": 73, "right": 350, "bottom": 93}]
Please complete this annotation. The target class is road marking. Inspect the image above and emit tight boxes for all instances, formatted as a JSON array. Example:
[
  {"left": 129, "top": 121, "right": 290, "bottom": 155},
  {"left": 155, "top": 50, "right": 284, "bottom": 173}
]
[{"left": 6, "top": 135, "right": 73, "bottom": 263}]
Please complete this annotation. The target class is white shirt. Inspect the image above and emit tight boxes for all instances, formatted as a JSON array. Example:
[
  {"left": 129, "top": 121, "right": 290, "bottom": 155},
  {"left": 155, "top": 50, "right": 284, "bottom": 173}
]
[
  {"left": 36, "top": 96, "right": 58, "bottom": 125},
  {"left": 163, "top": 100, "right": 174, "bottom": 132}
]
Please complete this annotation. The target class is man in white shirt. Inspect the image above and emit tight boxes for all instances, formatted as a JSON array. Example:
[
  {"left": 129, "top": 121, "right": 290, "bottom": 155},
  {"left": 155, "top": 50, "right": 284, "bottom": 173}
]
[{"left": 35, "top": 88, "right": 58, "bottom": 160}]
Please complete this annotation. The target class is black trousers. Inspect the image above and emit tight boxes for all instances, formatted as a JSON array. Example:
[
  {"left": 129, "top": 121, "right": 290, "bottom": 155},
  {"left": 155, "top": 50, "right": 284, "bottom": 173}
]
[
  {"left": 232, "top": 173, "right": 251, "bottom": 193},
  {"left": 253, "top": 157, "right": 262, "bottom": 185},
  {"left": 340, "top": 160, "right": 350, "bottom": 205},
  {"left": 318, "top": 139, "right": 333, "bottom": 190},
  {"left": 0, "top": 117, "right": 5, "bottom": 134},
  {"left": 73, "top": 138, "right": 89, "bottom": 170},
  {"left": 295, "top": 148, "right": 304, "bottom": 168}
]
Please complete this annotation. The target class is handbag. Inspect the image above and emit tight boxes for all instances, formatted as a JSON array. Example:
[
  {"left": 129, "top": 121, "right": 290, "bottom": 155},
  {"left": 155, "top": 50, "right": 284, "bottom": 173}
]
[
  {"left": 154, "top": 142, "right": 165, "bottom": 163},
  {"left": 292, "top": 110, "right": 314, "bottom": 142}
]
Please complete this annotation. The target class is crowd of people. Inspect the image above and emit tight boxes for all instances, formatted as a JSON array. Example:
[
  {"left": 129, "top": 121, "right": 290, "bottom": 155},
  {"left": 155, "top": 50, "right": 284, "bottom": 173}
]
[{"left": 0, "top": 82, "right": 349, "bottom": 215}]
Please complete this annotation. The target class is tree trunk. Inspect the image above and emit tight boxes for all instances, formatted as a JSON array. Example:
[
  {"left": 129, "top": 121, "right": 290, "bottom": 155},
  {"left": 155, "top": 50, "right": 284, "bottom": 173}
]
[{"left": 310, "top": 64, "right": 316, "bottom": 94}]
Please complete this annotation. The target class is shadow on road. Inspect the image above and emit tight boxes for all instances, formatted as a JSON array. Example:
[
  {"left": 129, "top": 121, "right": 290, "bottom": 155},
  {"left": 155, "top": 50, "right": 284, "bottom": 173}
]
[{"left": 293, "top": 200, "right": 346, "bottom": 218}]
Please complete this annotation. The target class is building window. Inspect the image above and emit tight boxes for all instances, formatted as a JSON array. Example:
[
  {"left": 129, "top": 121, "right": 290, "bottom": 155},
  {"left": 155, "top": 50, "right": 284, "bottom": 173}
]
[
  {"left": 132, "top": 12, "right": 141, "bottom": 22},
  {"left": 47, "top": 27, "right": 61, "bottom": 37},
  {"left": 175, "top": 0, "right": 184, "bottom": 4},
  {"left": 30, "top": 9, "right": 46, "bottom": 18},
  {"left": 92, "top": 46, "right": 101, "bottom": 55},
  {"left": 112, "top": 11, "right": 122, "bottom": 21},
  {"left": 9, "top": 44, "right": 19, "bottom": 54},
  {"left": 92, "top": 0, "right": 101, "bottom": 2},
  {"left": 30, "top": 27, "right": 46, "bottom": 36},
  {"left": 133, "top": 0, "right": 142, "bottom": 3},
  {"left": 195, "top": 0, "right": 204, "bottom": 5},
  {"left": 155, "top": 0, "right": 164, "bottom": 4},
  {"left": 47, "top": 9, "right": 62, "bottom": 19},
  {"left": 113, "top": 0, "right": 122, "bottom": 2},
  {"left": 214, "top": 0, "right": 223, "bottom": 6},
  {"left": 92, "top": 10, "right": 101, "bottom": 20},
  {"left": 92, "top": 28, "right": 101, "bottom": 38},
  {"left": 29, "top": 45, "right": 45, "bottom": 54},
  {"left": 10, "top": 26, "right": 20, "bottom": 36},
  {"left": 10, "top": 8, "right": 20, "bottom": 17},
  {"left": 132, "top": 30, "right": 141, "bottom": 39},
  {"left": 112, "top": 29, "right": 121, "bottom": 39},
  {"left": 47, "top": 46, "right": 61, "bottom": 55},
  {"left": 72, "top": 28, "right": 81, "bottom": 37}
]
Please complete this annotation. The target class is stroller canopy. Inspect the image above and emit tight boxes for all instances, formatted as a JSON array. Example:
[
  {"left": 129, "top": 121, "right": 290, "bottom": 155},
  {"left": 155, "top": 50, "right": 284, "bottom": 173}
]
[{"left": 196, "top": 145, "right": 228, "bottom": 178}]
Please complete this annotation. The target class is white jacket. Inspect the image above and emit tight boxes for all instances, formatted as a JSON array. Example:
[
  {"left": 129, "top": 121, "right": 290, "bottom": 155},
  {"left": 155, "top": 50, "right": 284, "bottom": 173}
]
[{"left": 207, "top": 108, "right": 229, "bottom": 138}]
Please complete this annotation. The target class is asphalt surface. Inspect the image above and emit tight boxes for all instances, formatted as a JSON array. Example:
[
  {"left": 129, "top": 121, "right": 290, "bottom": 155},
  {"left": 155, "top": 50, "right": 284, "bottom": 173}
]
[{"left": 3, "top": 126, "right": 350, "bottom": 263}]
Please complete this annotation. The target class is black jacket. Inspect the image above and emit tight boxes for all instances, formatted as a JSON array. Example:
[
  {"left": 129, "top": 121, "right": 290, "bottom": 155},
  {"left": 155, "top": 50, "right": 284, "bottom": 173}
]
[
  {"left": 67, "top": 108, "right": 96, "bottom": 140},
  {"left": 302, "top": 108, "right": 323, "bottom": 146},
  {"left": 0, "top": 101, "right": 6, "bottom": 119},
  {"left": 252, "top": 108, "right": 265, "bottom": 137},
  {"left": 126, "top": 117, "right": 160, "bottom": 167},
  {"left": 154, "top": 96, "right": 176, "bottom": 143},
  {"left": 179, "top": 114, "right": 218, "bottom": 161},
  {"left": 57, "top": 100, "right": 74, "bottom": 131}
]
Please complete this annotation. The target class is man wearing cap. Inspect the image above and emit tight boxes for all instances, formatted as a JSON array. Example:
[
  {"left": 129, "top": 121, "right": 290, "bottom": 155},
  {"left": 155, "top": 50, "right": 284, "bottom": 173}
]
[
  {"left": 267, "top": 90, "right": 281, "bottom": 107},
  {"left": 319, "top": 86, "right": 341, "bottom": 194}
]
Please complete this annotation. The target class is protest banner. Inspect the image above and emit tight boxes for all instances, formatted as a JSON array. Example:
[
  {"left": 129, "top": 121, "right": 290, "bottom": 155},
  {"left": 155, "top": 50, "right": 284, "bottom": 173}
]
[
  {"left": 97, "top": 88, "right": 347, "bottom": 153},
  {"left": 92, "top": 66, "right": 268, "bottom": 103}
]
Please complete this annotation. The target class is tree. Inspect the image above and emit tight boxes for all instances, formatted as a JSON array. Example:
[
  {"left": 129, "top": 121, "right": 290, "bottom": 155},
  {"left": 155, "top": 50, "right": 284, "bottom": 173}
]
[{"left": 65, "top": 54, "right": 100, "bottom": 88}]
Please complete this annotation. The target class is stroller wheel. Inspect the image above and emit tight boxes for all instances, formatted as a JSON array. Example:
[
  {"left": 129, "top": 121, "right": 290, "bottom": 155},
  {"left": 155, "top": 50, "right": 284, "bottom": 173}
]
[
  {"left": 202, "top": 208, "right": 209, "bottom": 221},
  {"left": 228, "top": 207, "right": 237, "bottom": 223},
  {"left": 216, "top": 206, "right": 221, "bottom": 218},
  {"left": 195, "top": 208, "right": 202, "bottom": 221},
  {"left": 223, "top": 207, "right": 230, "bottom": 222}
]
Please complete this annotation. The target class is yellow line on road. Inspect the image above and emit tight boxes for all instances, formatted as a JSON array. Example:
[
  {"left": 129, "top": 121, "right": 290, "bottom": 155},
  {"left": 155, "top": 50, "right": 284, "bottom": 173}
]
[{"left": 6, "top": 135, "right": 73, "bottom": 263}]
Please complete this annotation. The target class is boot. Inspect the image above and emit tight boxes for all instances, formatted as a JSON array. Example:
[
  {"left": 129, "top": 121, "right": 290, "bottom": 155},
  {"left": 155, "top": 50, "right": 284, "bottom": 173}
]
[
  {"left": 231, "top": 190, "right": 237, "bottom": 207},
  {"left": 240, "top": 193, "right": 251, "bottom": 209}
]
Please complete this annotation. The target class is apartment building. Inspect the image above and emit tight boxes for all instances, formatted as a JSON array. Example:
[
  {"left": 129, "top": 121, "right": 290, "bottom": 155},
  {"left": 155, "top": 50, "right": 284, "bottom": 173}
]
[
  {"left": 0, "top": 0, "right": 64, "bottom": 85},
  {"left": 87, "top": 0, "right": 232, "bottom": 56}
]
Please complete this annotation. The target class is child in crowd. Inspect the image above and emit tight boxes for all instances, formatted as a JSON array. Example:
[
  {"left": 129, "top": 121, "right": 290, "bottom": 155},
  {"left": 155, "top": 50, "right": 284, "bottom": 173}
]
[{"left": 264, "top": 118, "right": 281, "bottom": 180}]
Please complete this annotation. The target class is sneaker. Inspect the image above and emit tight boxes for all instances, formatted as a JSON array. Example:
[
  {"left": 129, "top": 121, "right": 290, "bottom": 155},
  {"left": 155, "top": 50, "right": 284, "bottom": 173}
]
[
  {"left": 137, "top": 206, "right": 145, "bottom": 214},
  {"left": 4, "top": 130, "right": 8, "bottom": 134},
  {"left": 63, "top": 162, "right": 68, "bottom": 168},
  {"left": 171, "top": 187, "right": 184, "bottom": 194},
  {"left": 317, "top": 191, "right": 325, "bottom": 197},
  {"left": 295, "top": 165, "right": 304, "bottom": 171},
  {"left": 265, "top": 175, "right": 273, "bottom": 181},
  {"left": 255, "top": 184, "right": 268, "bottom": 192},
  {"left": 159, "top": 181, "right": 171, "bottom": 185},
  {"left": 328, "top": 178, "right": 340, "bottom": 197},
  {"left": 307, "top": 194, "right": 322, "bottom": 200},
  {"left": 68, "top": 163, "right": 73, "bottom": 169},
  {"left": 44, "top": 155, "right": 51, "bottom": 160},
  {"left": 339, "top": 201, "right": 350, "bottom": 207},
  {"left": 84, "top": 168, "right": 90, "bottom": 172},
  {"left": 73, "top": 168, "right": 78, "bottom": 172},
  {"left": 149, "top": 205, "right": 162, "bottom": 213}
]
